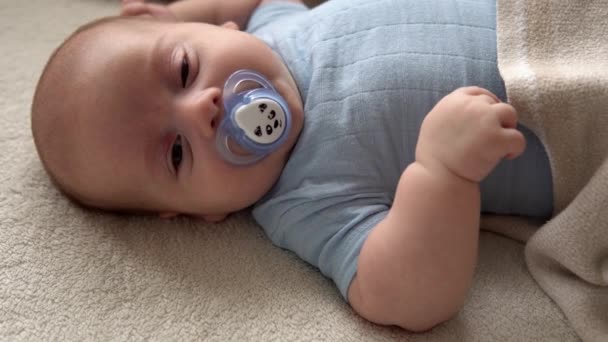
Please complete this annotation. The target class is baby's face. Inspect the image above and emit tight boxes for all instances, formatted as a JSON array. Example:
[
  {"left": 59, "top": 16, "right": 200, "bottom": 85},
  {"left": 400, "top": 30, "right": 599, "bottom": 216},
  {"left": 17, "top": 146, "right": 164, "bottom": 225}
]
[{"left": 66, "top": 19, "right": 303, "bottom": 220}]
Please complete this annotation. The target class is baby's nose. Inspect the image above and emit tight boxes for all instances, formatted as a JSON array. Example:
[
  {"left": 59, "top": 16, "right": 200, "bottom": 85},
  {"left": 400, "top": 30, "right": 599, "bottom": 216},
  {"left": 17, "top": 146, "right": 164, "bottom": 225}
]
[{"left": 182, "top": 87, "right": 222, "bottom": 139}]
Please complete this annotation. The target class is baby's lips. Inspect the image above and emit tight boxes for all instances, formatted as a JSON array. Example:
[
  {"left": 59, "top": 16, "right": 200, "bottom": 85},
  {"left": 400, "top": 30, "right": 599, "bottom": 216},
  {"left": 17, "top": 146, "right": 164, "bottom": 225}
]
[{"left": 212, "top": 101, "right": 224, "bottom": 131}]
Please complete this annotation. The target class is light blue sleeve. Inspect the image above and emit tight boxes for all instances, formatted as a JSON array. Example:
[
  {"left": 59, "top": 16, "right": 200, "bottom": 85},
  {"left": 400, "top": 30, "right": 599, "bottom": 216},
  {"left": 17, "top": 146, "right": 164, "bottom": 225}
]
[
  {"left": 253, "top": 183, "right": 390, "bottom": 300},
  {"left": 246, "top": 1, "right": 309, "bottom": 35}
]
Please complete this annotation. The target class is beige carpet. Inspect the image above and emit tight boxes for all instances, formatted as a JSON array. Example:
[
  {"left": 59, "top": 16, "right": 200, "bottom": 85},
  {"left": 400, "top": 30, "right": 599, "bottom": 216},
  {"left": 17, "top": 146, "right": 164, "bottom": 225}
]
[{"left": 0, "top": 0, "right": 579, "bottom": 340}]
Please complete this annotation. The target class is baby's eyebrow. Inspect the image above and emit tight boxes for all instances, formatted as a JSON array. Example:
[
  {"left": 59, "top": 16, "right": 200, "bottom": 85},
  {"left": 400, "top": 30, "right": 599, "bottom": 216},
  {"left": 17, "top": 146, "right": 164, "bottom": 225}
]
[{"left": 149, "top": 32, "right": 170, "bottom": 83}]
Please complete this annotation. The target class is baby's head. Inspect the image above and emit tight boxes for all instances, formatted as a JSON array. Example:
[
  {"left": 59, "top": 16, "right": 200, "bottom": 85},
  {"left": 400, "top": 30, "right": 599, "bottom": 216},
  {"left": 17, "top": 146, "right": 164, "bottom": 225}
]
[{"left": 31, "top": 16, "right": 303, "bottom": 221}]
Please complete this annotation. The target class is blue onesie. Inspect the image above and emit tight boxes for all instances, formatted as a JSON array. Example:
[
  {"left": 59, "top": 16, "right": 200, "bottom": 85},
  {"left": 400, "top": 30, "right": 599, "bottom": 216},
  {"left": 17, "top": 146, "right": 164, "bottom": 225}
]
[{"left": 248, "top": 0, "right": 553, "bottom": 300}]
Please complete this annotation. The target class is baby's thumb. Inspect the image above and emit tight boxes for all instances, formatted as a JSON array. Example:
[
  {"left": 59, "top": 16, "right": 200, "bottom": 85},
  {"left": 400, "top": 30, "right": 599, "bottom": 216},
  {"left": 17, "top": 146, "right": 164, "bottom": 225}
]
[{"left": 502, "top": 129, "right": 526, "bottom": 160}]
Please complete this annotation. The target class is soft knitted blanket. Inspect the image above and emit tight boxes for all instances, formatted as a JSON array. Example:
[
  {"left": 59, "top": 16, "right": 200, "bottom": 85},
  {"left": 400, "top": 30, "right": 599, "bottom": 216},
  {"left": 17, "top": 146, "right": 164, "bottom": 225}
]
[{"left": 494, "top": 0, "right": 608, "bottom": 341}]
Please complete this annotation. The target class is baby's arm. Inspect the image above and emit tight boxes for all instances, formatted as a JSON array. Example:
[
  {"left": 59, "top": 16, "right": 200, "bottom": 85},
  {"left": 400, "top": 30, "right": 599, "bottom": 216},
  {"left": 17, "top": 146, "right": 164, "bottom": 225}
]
[
  {"left": 169, "top": 0, "right": 261, "bottom": 27},
  {"left": 348, "top": 87, "right": 525, "bottom": 332},
  {"left": 122, "top": 0, "right": 303, "bottom": 28},
  {"left": 173, "top": 0, "right": 304, "bottom": 27}
]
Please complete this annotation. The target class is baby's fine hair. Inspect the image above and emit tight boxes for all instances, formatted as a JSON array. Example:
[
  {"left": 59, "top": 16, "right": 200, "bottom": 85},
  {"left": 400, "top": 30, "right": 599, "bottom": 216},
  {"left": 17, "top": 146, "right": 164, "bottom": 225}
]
[{"left": 31, "top": 16, "right": 133, "bottom": 210}]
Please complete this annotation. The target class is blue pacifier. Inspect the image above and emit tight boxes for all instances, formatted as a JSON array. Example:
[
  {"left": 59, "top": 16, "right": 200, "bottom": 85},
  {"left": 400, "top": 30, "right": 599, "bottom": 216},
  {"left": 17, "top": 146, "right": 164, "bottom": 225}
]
[{"left": 216, "top": 69, "right": 292, "bottom": 165}]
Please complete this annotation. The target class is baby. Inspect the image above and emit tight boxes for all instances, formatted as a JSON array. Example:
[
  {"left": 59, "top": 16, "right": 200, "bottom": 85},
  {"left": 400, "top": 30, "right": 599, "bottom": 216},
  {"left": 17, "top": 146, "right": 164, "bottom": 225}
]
[{"left": 31, "top": 0, "right": 554, "bottom": 332}]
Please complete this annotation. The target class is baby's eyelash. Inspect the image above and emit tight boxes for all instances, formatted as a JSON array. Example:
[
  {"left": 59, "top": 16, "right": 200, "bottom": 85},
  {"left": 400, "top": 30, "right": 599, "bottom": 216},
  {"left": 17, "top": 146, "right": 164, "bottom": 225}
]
[
  {"left": 171, "top": 135, "right": 183, "bottom": 173},
  {"left": 181, "top": 54, "right": 189, "bottom": 88}
]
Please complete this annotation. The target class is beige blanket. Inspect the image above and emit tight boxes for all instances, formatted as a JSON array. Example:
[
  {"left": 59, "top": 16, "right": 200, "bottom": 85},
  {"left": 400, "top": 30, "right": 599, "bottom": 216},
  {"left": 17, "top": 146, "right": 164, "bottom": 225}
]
[{"left": 495, "top": 0, "right": 608, "bottom": 341}]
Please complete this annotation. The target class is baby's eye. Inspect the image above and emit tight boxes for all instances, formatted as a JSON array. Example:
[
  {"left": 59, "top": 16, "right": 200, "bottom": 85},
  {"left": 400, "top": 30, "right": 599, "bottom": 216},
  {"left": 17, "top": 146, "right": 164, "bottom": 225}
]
[
  {"left": 181, "top": 54, "right": 189, "bottom": 88},
  {"left": 171, "top": 135, "right": 183, "bottom": 173}
]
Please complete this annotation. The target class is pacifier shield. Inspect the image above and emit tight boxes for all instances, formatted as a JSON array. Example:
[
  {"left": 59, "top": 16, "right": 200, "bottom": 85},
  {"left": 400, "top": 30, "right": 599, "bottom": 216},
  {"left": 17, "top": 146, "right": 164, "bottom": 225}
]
[{"left": 216, "top": 69, "right": 292, "bottom": 166}]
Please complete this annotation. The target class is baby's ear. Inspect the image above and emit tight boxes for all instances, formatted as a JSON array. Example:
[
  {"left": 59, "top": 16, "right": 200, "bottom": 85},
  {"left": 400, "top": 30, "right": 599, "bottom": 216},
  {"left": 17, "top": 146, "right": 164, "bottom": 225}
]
[{"left": 220, "top": 21, "right": 240, "bottom": 31}]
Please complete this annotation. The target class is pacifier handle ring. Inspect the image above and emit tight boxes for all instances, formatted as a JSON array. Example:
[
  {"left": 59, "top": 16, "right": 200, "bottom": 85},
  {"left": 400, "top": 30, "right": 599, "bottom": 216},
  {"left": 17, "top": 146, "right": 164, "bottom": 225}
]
[{"left": 217, "top": 134, "right": 264, "bottom": 166}]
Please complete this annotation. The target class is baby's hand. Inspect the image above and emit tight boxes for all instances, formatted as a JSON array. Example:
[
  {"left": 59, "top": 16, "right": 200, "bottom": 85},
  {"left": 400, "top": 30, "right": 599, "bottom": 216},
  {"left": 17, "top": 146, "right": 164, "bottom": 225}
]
[
  {"left": 416, "top": 86, "right": 526, "bottom": 183},
  {"left": 121, "top": 0, "right": 178, "bottom": 21}
]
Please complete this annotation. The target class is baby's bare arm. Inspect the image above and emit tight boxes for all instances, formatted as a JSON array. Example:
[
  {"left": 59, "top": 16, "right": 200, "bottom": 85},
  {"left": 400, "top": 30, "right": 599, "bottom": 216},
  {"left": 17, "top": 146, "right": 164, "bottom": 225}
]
[
  {"left": 348, "top": 87, "right": 525, "bottom": 331},
  {"left": 169, "top": 0, "right": 304, "bottom": 27},
  {"left": 167, "top": 0, "right": 261, "bottom": 27},
  {"left": 123, "top": 0, "right": 305, "bottom": 29},
  {"left": 349, "top": 161, "right": 480, "bottom": 332}
]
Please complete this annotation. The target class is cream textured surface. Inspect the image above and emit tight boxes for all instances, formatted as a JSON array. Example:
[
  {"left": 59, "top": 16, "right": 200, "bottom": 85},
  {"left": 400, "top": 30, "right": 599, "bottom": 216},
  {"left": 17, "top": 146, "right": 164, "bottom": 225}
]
[
  {"left": 496, "top": 1, "right": 608, "bottom": 341},
  {"left": 0, "top": 0, "right": 579, "bottom": 340}
]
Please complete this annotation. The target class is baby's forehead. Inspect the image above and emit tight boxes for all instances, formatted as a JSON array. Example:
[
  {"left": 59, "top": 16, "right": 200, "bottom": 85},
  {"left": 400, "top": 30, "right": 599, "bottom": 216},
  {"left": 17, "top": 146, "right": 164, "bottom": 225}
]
[
  {"left": 66, "top": 16, "right": 165, "bottom": 57},
  {"left": 63, "top": 17, "right": 162, "bottom": 79},
  {"left": 54, "top": 16, "right": 178, "bottom": 129},
  {"left": 83, "top": 16, "right": 162, "bottom": 35}
]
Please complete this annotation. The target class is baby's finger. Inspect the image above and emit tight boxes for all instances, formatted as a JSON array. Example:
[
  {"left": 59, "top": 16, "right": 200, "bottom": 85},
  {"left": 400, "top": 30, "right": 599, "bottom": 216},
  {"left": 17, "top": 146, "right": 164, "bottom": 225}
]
[
  {"left": 459, "top": 86, "right": 501, "bottom": 103},
  {"left": 493, "top": 102, "right": 518, "bottom": 129},
  {"left": 121, "top": 0, "right": 145, "bottom": 9},
  {"left": 500, "top": 129, "right": 526, "bottom": 159},
  {"left": 121, "top": 2, "right": 148, "bottom": 16}
]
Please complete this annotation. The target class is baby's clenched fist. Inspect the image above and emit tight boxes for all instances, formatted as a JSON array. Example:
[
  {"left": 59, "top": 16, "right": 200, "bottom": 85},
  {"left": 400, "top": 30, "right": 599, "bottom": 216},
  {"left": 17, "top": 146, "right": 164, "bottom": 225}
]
[{"left": 415, "top": 86, "right": 526, "bottom": 183}]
